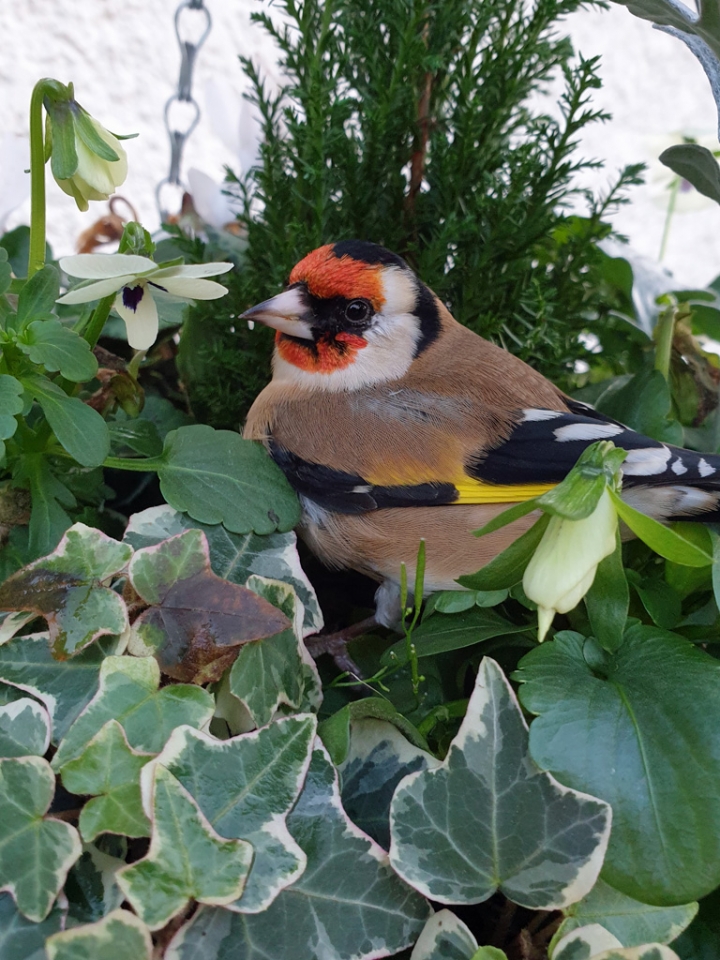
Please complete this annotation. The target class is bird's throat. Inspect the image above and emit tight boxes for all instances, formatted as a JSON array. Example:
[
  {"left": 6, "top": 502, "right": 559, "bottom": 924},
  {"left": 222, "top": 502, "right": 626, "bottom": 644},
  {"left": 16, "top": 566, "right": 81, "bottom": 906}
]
[{"left": 275, "top": 331, "right": 367, "bottom": 373}]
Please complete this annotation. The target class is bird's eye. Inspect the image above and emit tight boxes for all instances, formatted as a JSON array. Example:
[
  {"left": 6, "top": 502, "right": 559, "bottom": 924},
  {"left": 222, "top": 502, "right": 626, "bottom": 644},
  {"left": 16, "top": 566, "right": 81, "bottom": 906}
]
[{"left": 344, "top": 299, "right": 371, "bottom": 324}]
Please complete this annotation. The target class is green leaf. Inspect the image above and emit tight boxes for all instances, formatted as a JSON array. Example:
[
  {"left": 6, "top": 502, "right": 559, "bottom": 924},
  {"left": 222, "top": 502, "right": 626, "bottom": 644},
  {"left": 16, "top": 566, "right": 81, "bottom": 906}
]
[
  {"left": 410, "top": 909, "right": 481, "bottom": 960},
  {"left": 128, "top": 530, "right": 289, "bottom": 684},
  {"left": 47, "top": 100, "right": 79, "bottom": 181},
  {"left": 382, "top": 606, "right": 529, "bottom": 666},
  {"left": 117, "top": 764, "right": 253, "bottom": 930},
  {"left": 46, "top": 907, "right": 152, "bottom": 960},
  {"left": 166, "top": 744, "right": 430, "bottom": 960},
  {"left": 319, "top": 696, "right": 430, "bottom": 766},
  {"left": 73, "top": 108, "right": 121, "bottom": 161},
  {"left": 14, "top": 454, "right": 76, "bottom": 558},
  {"left": 338, "top": 717, "right": 438, "bottom": 849},
  {"left": 633, "top": 576, "right": 682, "bottom": 630},
  {"left": 659, "top": 144, "right": 720, "bottom": 205},
  {"left": 22, "top": 375, "right": 110, "bottom": 468},
  {"left": 0, "top": 893, "right": 65, "bottom": 960},
  {"left": 155, "top": 714, "right": 316, "bottom": 913},
  {"left": 535, "top": 441, "right": 626, "bottom": 521},
  {"left": 0, "top": 226, "right": 49, "bottom": 280},
  {"left": 516, "top": 627, "right": 720, "bottom": 904},
  {"left": 389, "top": 658, "right": 611, "bottom": 909},
  {"left": 0, "top": 756, "right": 81, "bottom": 921},
  {"left": 609, "top": 490, "right": 713, "bottom": 567},
  {"left": 711, "top": 531, "right": 720, "bottom": 614},
  {"left": 0, "top": 375, "right": 23, "bottom": 443},
  {"left": 0, "top": 523, "right": 131, "bottom": 658},
  {"left": 63, "top": 841, "right": 125, "bottom": 925},
  {"left": 0, "top": 633, "right": 121, "bottom": 744},
  {"left": 17, "top": 320, "right": 98, "bottom": 382},
  {"left": 0, "top": 698, "right": 50, "bottom": 757},
  {"left": 458, "top": 514, "right": 550, "bottom": 590},
  {"left": 60, "top": 720, "right": 153, "bottom": 842},
  {"left": 157, "top": 425, "right": 300, "bottom": 535},
  {"left": 555, "top": 878, "right": 697, "bottom": 949},
  {"left": 595, "top": 368, "right": 683, "bottom": 445},
  {"left": 585, "top": 534, "right": 629, "bottom": 652},
  {"left": 124, "top": 504, "right": 323, "bottom": 636},
  {"left": 552, "top": 924, "right": 626, "bottom": 959},
  {"left": 107, "top": 419, "right": 163, "bottom": 457},
  {"left": 52, "top": 655, "right": 214, "bottom": 770},
  {"left": 14, "top": 265, "right": 60, "bottom": 332},
  {"left": 0, "top": 253, "right": 11, "bottom": 297}
]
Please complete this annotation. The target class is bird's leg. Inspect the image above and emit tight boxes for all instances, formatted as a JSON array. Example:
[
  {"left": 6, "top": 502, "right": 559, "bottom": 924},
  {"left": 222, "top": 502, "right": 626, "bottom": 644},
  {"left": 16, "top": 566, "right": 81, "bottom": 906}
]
[{"left": 304, "top": 616, "right": 378, "bottom": 676}]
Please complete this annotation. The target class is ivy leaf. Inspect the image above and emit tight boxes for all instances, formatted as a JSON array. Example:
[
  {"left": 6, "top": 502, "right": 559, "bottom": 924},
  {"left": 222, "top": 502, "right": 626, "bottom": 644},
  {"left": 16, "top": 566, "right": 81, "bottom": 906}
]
[
  {"left": 60, "top": 720, "right": 153, "bottom": 842},
  {"left": 117, "top": 765, "right": 253, "bottom": 930},
  {"left": 63, "top": 841, "right": 125, "bottom": 926},
  {"left": 127, "top": 530, "right": 290, "bottom": 684},
  {"left": 410, "top": 909, "right": 487, "bottom": 960},
  {"left": 551, "top": 924, "right": 681, "bottom": 960},
  {"left": 338, "top": 717, "right": 439, "bottom": 850},
  {"left": 21, "top": 375, "right": 110, "bottom": 468},
  {"left": 14, "top": 265, "right": 59, "bottom": 332},
  {"left": 51, "top": 656, "right": 214, "bottom": 770},
  {"left": 0, "top": 893, "right": 65, "bottom": 960},
  {"left": 45, "top": 908, "right": 152, "bottom": 960},
  {"left": 390, "top": 658, "right": 611, "bottom": 909},
  {"left": 124, "top": 504, "right": 323, "bottom": 636},
  {"left": 0, "top": 632, "right": 121, "bottom": 744},
  {"left": 0, "top": 698, "right": 50, "bottom": 758},
  {"left": 156, "top": 425, "right": 301, "bottom": 535},
  {"left": 0, "top": 523, "right": 131, "bottom": 658},
  {"left": 320, "top": 697, "right": 430, "bottom": 767},
  {"left": 516, "top": 627, "right": 720, "bottom": 904},
  {"left": 0, "top": 756, "right": 81, "bottom": 921},
  {"left": 16, "top": 320, "right": 98, "bottom": 382},
  {"left": 554, "top": 878, "right": 697, "bottom": 949},
  {"left": 155, "top": 714, "right": 316, "bottom": 913},
  {"left": 165, "top": 744, "right": 430, "bottom": 960}
]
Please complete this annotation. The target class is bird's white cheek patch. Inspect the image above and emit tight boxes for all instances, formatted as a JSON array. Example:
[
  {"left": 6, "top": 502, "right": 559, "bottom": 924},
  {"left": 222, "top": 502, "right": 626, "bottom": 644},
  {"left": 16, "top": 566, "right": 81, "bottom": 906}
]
[
  {"left": 553, "top": 422, "right": 625, "bottom": 442},
  {"left": 622, "top": 446, "right": 672, "bottom": 476}
]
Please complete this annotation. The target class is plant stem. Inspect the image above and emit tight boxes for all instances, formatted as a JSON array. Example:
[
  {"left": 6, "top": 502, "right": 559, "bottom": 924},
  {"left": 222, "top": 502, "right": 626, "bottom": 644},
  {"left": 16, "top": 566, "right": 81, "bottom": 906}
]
[
  {"left": 102, "top": 455, "right": 165, "bottom": 472},
  {"left": 28, "top": 80, "right": 50, "bottom": 278},
  {"left": 658, "top": 177, "right": 679, "bottom": 263},
  {"left": 654, "top": 301, "right": 676, "bottom": 380},
  {"left": 82, "top": 295, "right": 115, "bottom": 348}
]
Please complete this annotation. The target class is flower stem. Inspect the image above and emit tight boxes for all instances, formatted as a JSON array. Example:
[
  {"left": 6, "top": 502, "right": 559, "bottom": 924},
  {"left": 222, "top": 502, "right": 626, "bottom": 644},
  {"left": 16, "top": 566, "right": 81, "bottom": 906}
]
[
  {"left": 654, "top": 301, "right": 676, "bottom": 380},
  {"left": 82, "top": 294, "right": 115, "bottom": 348},
  {"left": 28, "top": 80, "right": 50, "bottom": 278},
  {"left": 658, "top": 177, "right": 679, "bottom": 263},
  {"left": 102, "top": 455, "right": 165, "bottom": 472}
]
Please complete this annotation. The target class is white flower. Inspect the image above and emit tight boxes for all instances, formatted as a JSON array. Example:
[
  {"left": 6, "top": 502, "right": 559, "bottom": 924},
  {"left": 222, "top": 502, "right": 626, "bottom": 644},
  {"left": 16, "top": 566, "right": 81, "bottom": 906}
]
[
  {"left": 54, "top": 119, "right": 128, "bottom": 213},
  {"left": 523, "top": 489, "right": 618, "bottom": 642},
  {"left": 56, "top": 254, "right": 233, "bottom": 350}
]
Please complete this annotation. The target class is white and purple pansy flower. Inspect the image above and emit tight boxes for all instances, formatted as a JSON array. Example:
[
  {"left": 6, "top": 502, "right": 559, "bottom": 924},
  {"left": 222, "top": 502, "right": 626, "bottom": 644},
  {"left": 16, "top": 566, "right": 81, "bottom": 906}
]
[{"left": 57, "top": 254, "right": 233, "bottom": 350}]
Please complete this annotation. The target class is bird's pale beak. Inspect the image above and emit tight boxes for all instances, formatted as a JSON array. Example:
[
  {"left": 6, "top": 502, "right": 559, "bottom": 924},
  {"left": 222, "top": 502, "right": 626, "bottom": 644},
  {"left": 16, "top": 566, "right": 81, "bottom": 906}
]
[{"left": 241, "top": 287, "right": 314, "bottom": 340}]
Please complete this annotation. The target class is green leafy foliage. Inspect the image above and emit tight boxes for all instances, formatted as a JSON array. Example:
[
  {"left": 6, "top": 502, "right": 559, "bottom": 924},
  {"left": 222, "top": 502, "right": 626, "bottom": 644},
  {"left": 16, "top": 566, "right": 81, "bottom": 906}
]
[
  {"left": 0, "top": 698, "right": 50, "bottom": 758},
  {"left": 45, "top": 909, "right": 152, "bottom": 960}
]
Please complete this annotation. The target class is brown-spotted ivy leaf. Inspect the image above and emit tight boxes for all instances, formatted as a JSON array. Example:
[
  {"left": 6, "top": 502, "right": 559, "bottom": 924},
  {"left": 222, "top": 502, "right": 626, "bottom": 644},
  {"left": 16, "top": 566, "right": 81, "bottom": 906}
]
[
  {"left": 127, "top": 529, "right": 290, "bottom": 684},
  {"left": 0, "top": 524, "right": 131, "bottom": 659}
]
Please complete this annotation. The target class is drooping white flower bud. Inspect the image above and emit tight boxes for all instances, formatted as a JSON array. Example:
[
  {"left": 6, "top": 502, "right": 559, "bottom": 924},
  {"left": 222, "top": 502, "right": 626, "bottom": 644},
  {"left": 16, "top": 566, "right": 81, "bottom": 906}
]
[{"left": 54, "top": 116, "right": 128, "bottom": 212}]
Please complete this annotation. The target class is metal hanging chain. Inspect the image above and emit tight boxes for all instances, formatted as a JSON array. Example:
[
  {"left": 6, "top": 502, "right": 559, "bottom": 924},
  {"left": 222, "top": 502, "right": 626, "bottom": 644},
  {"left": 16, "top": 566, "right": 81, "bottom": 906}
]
[{"left": 156, "top": 0, "right": 212, "bottom": 221}]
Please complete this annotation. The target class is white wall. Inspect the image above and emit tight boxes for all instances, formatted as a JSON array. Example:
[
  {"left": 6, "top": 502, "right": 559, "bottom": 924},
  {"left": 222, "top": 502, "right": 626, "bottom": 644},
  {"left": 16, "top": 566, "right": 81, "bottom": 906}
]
[{"left": 1, "top": 0, "right": 718, "bottom": 288}]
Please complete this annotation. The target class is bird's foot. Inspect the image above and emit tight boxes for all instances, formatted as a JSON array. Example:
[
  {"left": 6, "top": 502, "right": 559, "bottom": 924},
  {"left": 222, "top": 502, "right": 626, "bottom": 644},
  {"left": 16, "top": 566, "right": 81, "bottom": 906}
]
[{"left": 304, "top": 616, "right": 377, "bottom": 677}]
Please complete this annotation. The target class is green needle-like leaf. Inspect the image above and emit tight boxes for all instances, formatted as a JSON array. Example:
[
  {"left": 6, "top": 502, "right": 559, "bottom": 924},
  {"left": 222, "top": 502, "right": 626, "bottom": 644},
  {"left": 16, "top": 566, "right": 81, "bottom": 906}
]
[
  {"left": 60, "top": 720, "right": 153, "bottom": 842},
  {"left": 117, "top": 765, "right": 253, "bottom": 930},
  {"left": 46, "top": 908, "right": 152, "bottom": 960},
  {"left": 157, "top": 425, "right": 300, "bottom": 535},
  {"left": 0, "top": 757, "right": 81, "bottom": 921},
  {"left": 17, "top": 320, "right": 98, "bottom": 382},
  {"left": 390, "top": 658, "right": 611, "bottom": 909},
  {"left": 52, "top": 656, "right": 214, "bottom": 770}
]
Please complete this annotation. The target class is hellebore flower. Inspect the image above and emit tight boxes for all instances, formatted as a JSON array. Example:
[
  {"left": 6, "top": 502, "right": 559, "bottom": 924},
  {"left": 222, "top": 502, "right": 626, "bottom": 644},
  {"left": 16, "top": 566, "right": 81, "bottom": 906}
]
[
  {"left": 523, "top": 488, "right": 618, "bottom": 642},
  {"left": 57, "top": 254, "right": 233, "bottom": 350}
]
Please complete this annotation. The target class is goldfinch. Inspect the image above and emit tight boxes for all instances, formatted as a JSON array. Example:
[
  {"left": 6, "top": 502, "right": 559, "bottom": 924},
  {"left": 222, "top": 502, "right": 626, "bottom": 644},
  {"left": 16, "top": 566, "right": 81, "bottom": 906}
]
[{"left": 243, "top": 240, "right": 720, "bottom": 624}]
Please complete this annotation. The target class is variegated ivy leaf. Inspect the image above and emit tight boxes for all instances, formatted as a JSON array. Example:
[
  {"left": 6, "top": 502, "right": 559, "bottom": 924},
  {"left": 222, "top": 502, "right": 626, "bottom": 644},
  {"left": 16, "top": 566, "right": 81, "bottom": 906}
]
[
  {"left": 390, "top": 658, "right": 612, "bottom": 910},
  {"left": 127, "top": 530, "right": 289, "bottom": 684},
  {"left": 551, "top": 924, "right": 681, "bottom": 960},
  {"left": 0, "top": 698, "right": 50, "bottom": 758},
  {"left": 117, "top": 765, "right": 253, "bottom": 930},
  {"left": 152, "top": 714, "right": 315, "bottom": 913},
  {"left": 0, "top": 524, "right": 131, "bottom": 658},
  {"left": 46, "top": 908, "right": 152, "bottom": 960},
  {"left": 338, "top": 717, "right": 439, "bottom": 850},
  {"left": 0, "top": 757, "right": 81, "bottom": 921},
  {"left": 410, "top": 909, "right": 493, "bottom": 960},
  {"left": 64, "top": 842, "right": 126, "bottom": 925},
  {"left": 0, "top": 612, "right": 35, "bottom": 646},
  {"left": 0, "top": 893, "right": 65, "bottom": 960},
  {"left": 227, "top": 577, "right": 320, "bottom": 728},
  {"left": 60, "top": 720, "right": 153, "bottom": 842},
  {"left": 124, "top": 504, "right": 323, "bottom": 636},
  {"left": 0, "top": 633, "right": 121, "bottom": 744},
  {"left": 554, "top": 879, "right": 697, "bottom": 949},
  {"left": 52, "top": 656, "right": 214, "bottom": 770},
  {"left": 165, "top": 743, "right": 430, "bottom": 960}
]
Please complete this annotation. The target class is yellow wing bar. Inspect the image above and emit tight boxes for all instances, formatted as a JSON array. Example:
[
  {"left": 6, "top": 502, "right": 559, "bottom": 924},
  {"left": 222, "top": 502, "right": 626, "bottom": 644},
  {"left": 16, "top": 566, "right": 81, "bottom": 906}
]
[{"left": 452, "top": 477, "right": 556, "bottom": 504}]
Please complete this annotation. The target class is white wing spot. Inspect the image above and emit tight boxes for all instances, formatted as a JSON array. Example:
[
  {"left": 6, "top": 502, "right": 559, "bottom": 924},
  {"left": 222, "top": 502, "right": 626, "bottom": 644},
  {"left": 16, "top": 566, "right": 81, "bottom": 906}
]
[
  {"left": 522, "top": 408, "right": 563, "bottom": 422},
  {"left": 623, "top": 446, "right": 671, "bottom": 476},
  {"left": 671, "top": 458, "right": 688, "bottom": 476},
  {"left": 698, "top": 458, "right": 716, "bottom": 478},
  {"left": 553, "top": 422, "right": 624, "bottom": 442}
]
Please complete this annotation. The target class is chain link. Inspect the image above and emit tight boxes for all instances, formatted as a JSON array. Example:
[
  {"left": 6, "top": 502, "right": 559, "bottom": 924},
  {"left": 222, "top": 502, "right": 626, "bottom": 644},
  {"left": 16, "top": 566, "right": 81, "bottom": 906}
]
[{"left": 156, "top": 0, "right": 212, "bottom": 221}]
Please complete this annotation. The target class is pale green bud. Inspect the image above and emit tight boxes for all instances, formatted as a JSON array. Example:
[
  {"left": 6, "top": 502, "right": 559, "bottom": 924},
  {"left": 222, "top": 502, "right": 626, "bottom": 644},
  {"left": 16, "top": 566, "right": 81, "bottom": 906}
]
[{"left": 54, "top": 116, "right": 128, "bottom": 212}]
